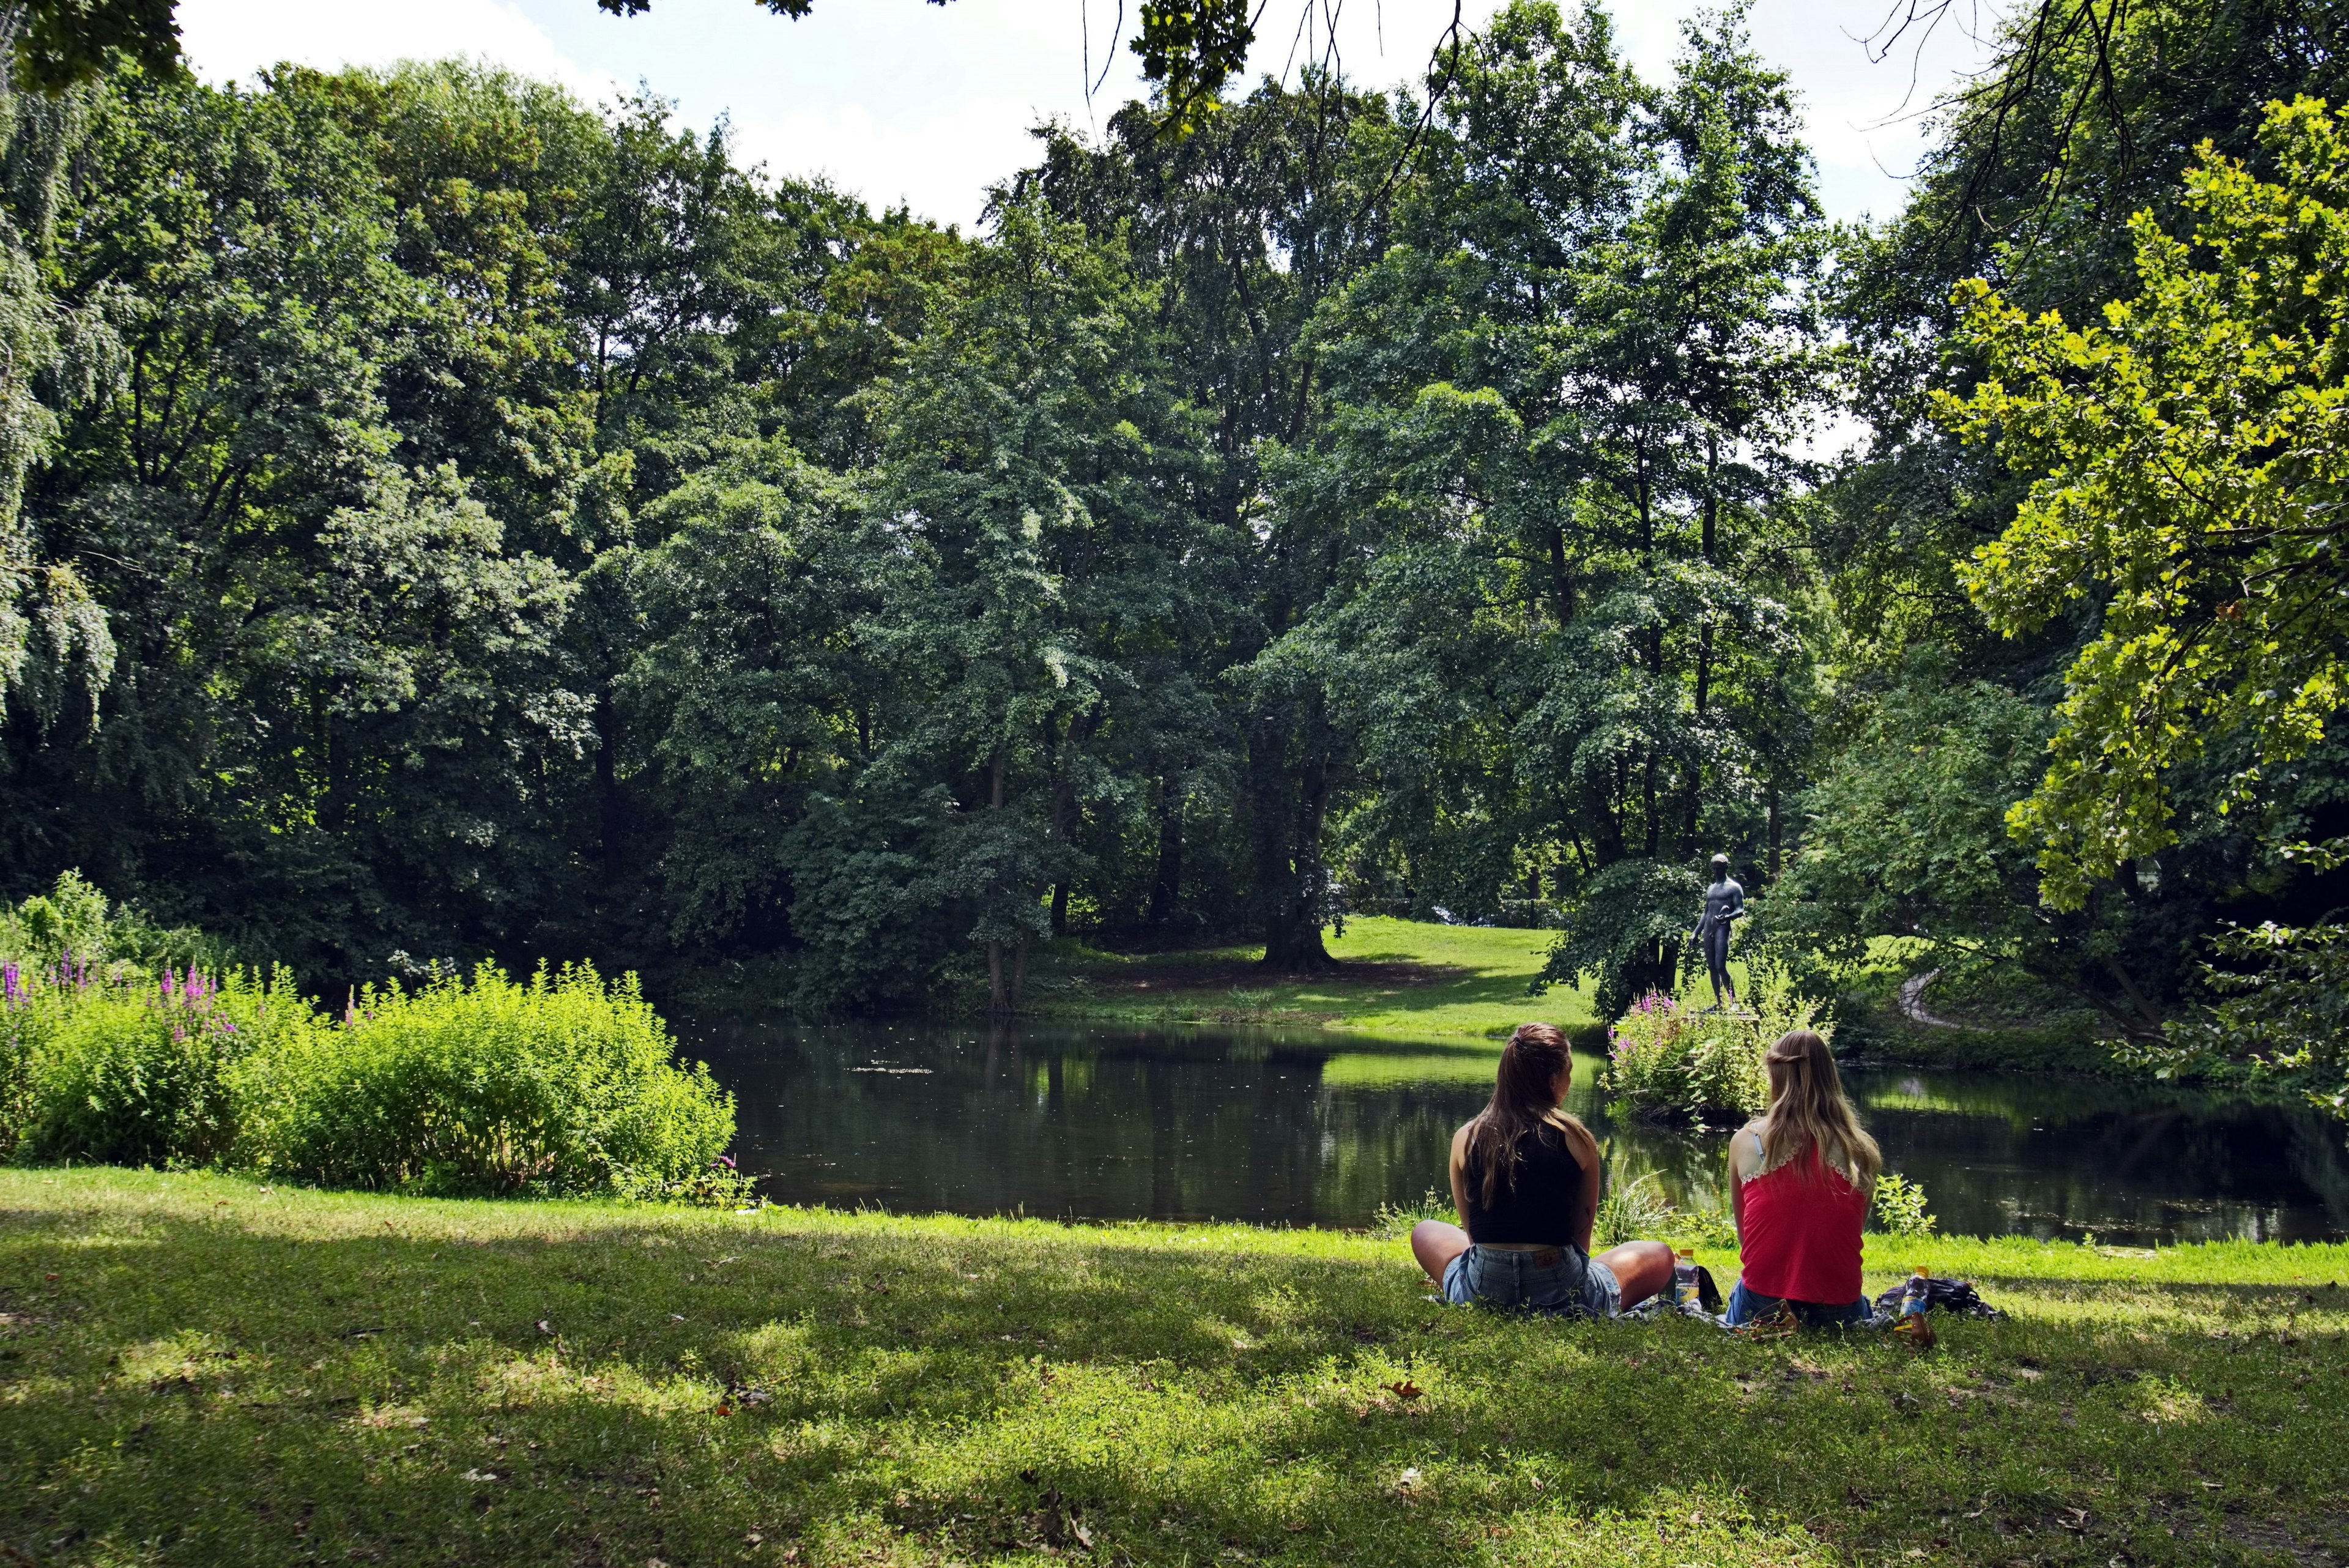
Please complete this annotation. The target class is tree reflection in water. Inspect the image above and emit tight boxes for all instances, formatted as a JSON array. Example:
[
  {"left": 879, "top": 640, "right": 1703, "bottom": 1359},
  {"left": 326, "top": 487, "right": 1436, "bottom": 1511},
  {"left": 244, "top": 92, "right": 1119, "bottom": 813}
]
[{"left": 680, "top": 1020, "right": 2348, "bottom": 1246}]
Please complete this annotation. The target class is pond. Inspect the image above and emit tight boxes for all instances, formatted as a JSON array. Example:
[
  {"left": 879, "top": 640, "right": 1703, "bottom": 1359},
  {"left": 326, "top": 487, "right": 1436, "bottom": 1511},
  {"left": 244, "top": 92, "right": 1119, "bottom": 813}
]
[{"left": 679, "top": 1019, "right": 2349, "bottom": 1248}]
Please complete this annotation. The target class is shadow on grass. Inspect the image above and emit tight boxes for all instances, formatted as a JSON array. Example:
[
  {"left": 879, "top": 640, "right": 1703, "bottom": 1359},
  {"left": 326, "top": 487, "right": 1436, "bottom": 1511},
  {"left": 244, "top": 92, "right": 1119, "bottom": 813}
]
[{"left": 4, "top": 1197, "right": 2347, "bottom": 1566}]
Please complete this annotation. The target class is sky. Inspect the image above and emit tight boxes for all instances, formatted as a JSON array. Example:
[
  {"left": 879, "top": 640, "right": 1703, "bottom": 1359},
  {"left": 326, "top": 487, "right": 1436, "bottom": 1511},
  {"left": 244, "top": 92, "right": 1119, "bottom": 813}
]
[{"left": 177, "top": 0, "right": 2003, "bottom": 229}]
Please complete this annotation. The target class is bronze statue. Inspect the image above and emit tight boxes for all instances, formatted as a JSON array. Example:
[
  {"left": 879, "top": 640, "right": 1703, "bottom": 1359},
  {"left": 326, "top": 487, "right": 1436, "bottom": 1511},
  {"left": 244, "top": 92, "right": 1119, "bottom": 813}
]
[{"left": 1691, "top": 853, "right": 1746, "bottom": 1011}]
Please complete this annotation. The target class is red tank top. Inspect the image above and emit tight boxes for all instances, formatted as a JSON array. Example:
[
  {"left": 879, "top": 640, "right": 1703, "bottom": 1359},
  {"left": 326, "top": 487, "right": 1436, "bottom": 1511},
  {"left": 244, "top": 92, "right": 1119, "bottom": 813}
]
[{"left": 1739, "top": 1139, "right": 1866, "bottom": 1304}]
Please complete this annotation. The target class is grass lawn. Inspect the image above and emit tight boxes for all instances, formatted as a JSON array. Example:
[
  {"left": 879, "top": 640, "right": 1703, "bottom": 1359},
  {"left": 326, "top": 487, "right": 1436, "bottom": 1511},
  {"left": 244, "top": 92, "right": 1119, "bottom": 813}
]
[
  {"left": 1035, "top": 917, "right": 1605, "bottom": 1042},
  {"left": 5, "top": 1169, "right": 2347, "bottom": 1566}
]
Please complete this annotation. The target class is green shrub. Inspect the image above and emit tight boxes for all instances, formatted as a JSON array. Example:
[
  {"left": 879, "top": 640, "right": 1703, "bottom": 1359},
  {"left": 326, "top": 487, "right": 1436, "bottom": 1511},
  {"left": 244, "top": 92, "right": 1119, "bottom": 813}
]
[
  {"left": 1870, "top": 1172, "right": 1937, "bottom": 1236},
  {"left": 246, "top": 962, "right": 734, "bottom": 1197},
  {"left": 1370, "top": 1186, "right": 1454, "bottom": 1239},
  {"left": 2, "top": 965, "right": 313, "bottom": 1165},
  {"left": 1600, "top": 974, "right": 1831, "bottom": 1121},
  {"left": 0, "top": 871, "right": 226, "bottom": 975},
  {"left": 1593, "top": 1170, "right": 1674, "bottom": 1249}
]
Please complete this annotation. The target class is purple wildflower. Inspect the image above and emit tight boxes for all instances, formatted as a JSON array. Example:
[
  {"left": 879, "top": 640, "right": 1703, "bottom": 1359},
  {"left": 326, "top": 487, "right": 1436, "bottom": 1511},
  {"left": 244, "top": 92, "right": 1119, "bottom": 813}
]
[{"left": 712, "top": 1154, "right": 737, "bottom": 1170}]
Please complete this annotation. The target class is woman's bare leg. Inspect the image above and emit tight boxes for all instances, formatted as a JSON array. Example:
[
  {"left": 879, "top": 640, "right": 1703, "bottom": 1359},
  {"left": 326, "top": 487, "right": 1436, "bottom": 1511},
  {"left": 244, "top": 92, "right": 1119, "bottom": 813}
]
[
  {"left": 1411, "top": 1220, "right": 1471, "bottom": 1286},
  {"left": 1596, "top": 1239, "right": 1676, "bottom": 1308}
]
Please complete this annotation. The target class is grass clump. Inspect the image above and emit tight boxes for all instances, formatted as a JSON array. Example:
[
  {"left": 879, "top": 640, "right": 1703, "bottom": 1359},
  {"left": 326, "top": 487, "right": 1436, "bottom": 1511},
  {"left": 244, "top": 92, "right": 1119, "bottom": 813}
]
[{"left": 2, "top": 1167, "right": 2346, "bottom": 1567}]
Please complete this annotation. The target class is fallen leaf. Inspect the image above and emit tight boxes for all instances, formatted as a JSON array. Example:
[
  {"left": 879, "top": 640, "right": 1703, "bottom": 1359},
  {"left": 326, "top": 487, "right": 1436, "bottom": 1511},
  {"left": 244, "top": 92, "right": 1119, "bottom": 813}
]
[
  {"left": 1385, "top": 1378, "right": 1423, "bottom": 1402},
  {"left": 461, "top": 1470, "right": 499, "bottom": 1482},
  {"left": 1072, "top": 1522, "right": 1095, "bottom": 1548},
  {"left": 713, "top": 1402, "right": 733, "bottom": 1416},
  {"left": 535, "top": 1320, "right": 552, "bottom": 1336}
]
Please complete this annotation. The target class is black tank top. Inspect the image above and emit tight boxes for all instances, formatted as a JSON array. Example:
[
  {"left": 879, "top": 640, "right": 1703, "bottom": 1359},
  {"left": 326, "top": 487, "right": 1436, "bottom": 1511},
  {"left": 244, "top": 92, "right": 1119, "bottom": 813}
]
[{"left": 1461, "top": 1118, "right": 1587, "bottom": 1244}]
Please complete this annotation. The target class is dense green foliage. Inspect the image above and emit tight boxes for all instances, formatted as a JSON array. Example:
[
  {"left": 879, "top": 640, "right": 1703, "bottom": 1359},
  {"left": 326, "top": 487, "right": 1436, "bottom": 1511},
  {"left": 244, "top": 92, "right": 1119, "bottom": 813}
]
[
  {"left": 0, "top": 926, "right": 732, "bottom": 1193},
  {"left": 1598, "top": 978, "right": 1822, "bottom": 1120},
  {"left": 7, "top": 1169, "right": 2348, "bottom": 1566},
  {"left": 0, "top": 0, "right": 2345, "bottom": 1070}
]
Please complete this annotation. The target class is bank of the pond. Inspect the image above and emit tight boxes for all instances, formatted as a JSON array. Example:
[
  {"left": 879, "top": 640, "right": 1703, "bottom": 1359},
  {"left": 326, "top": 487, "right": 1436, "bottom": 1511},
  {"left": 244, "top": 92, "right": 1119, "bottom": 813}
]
[
  {"left": 5, "top": 1170, "right": 2346, "bottom": 1567},
  {"left": 1034, "top": 920, "right": 2191, "bottom": 1082},
  {"left": 1033, "top": 916, "right": 1595, "bottom": 1042}
]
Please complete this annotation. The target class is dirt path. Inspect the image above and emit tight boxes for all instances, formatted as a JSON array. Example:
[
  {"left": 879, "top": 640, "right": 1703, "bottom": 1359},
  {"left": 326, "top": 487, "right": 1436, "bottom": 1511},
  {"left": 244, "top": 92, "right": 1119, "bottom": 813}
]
[{"left": 1894, "top": 967, "right": 1976, "bottom": 1030}]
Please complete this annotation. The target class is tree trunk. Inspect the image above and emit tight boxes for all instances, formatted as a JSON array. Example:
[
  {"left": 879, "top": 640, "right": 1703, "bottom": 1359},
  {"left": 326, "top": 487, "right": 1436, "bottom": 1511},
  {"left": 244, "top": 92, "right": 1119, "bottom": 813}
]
[
  {"left": 1248, "top": 713, "right": 1294, "bottom": 967},
  {"left": 1012, "top": 931, "right": 1031, "bottom": 1012},
  {"left": 594, "top": 693, "right": 625, "bottom": 886},
  {"left": 1276, "top": 696, "right": 1338, "bottom": 972},
  {"left": 1641, "top": 754, "right": 1658, "bottom": 858},
  {"left": 987, "top": 743, "right": 1010, "bottom": 1016},
  {"left": 1148, "top": 776, "right": 1184, "bottom": 925}
]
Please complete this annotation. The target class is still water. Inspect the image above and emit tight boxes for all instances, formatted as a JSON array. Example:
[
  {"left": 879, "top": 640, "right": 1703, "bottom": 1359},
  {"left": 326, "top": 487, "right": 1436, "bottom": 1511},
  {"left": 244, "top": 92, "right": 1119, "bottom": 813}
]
[{"left": 680, "top": 1020, "right": 2349, "bottom": 1247}]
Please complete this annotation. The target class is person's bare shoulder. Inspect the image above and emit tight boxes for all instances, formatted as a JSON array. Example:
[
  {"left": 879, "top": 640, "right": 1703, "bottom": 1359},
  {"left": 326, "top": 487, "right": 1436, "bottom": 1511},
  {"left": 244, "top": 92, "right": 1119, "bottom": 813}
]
[{"left": 1727, "top": 1119, "right": 1766, "bottom": 1177}]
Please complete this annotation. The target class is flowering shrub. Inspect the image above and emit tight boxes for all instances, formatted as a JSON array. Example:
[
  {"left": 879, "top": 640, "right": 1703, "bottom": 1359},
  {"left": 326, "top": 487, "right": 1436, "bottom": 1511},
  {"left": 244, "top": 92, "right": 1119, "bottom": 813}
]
[
  {"left": 1, "top": 962, "right": 318, "bottom": 1165},
  {"left": 1600, "top": 976, "right": 1832, "bottom": 1121},
  {"left": 1, "top": 951, "right": 735, "bottom": 1198}
]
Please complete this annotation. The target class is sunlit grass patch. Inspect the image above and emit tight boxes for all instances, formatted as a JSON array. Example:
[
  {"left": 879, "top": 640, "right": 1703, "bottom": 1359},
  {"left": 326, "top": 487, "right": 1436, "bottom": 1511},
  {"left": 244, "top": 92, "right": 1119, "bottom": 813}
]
[{"left": 1, "top": 1168, "right": 2345, "bottom": 1566}]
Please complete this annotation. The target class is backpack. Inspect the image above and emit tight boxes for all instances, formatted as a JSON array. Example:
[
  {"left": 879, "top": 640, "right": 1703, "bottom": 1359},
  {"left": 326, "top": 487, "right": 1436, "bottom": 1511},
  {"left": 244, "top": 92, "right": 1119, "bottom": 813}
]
[{"left": 1871, "top": 1275, "right": 2005, "bottom": 1320}]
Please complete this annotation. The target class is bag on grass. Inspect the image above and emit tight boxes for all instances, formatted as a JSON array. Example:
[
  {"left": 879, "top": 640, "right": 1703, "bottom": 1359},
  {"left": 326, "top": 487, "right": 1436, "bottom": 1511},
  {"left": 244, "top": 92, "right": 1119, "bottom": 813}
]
[{"left": 1871, "top": 1274, "right": 2005, "bottom": 1321}]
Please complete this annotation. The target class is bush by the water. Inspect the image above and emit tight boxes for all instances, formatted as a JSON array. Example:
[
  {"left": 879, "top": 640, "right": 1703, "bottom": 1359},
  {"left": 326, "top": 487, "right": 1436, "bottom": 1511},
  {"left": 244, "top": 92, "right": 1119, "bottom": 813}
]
[
  {"left": 1, "top": 885, "right": 735, "bottom": 1198},
  {"left": 1600, "top": 978, "right": 1831, "bottom": 1121},
  {"left": 248, "top": 964, "right": 733, "bottom": 1197},
  {"left": 0, "top": 964, "right": 315, "bottom": 1167}
]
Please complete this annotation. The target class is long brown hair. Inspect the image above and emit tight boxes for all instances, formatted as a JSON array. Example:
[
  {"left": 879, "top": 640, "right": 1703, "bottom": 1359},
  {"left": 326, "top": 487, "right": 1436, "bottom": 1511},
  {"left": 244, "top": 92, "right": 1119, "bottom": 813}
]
[
  {"left": 1466, "top": 1023, "right": 1591, "bottom": 1205},
  {"left": 1757, "top": 1029, "right": 1882, "bottom": 1189}
]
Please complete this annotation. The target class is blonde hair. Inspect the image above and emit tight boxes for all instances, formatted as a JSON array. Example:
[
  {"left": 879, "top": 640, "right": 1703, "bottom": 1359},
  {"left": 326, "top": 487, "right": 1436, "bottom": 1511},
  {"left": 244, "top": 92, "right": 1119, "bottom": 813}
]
[{"left": 1757, "top": 1030, "right": 1881, "bottom": 1190}]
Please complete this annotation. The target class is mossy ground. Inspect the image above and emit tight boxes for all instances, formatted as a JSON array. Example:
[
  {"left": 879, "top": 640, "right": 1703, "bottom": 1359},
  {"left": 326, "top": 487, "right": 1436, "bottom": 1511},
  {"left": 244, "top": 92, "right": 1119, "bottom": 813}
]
[{"left": 6, "top": 1169, "right": 2347, "bottom": 1566}]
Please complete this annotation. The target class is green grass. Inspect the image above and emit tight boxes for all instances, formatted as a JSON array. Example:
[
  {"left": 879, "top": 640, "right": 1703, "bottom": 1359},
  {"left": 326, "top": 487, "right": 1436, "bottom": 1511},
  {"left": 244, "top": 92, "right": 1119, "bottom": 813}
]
[
  {"left": 1039, "top": 917, "right": 1601, "bottom": 1042},
  {"left": 6, "top": 1169, "right": 2348, "bottom": 1566}
]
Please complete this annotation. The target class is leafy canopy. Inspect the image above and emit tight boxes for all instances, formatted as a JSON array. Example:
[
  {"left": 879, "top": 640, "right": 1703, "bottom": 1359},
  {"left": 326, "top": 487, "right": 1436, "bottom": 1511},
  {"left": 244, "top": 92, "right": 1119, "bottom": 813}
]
[{"left": 1940, "top": 97, "right": 2349, "bottom": 908}]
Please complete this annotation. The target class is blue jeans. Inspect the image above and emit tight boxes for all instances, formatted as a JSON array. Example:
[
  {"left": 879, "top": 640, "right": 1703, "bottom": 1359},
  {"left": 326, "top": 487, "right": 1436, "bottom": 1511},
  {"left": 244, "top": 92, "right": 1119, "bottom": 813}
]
[
  {"left": 1442, "top": 1244, "right": 1623, "bottom": 1318},
  {"left": 1725, "top": 1280, "right": 1874, "bottom": 1328}
]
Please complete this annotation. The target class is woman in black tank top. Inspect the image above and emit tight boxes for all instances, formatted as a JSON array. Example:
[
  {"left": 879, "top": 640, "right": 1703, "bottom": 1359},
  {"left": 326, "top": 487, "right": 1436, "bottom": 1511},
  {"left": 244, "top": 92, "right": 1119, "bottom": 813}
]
[{"left": 1409, "top": 1024, "right": 1675, "bottom": 1315}]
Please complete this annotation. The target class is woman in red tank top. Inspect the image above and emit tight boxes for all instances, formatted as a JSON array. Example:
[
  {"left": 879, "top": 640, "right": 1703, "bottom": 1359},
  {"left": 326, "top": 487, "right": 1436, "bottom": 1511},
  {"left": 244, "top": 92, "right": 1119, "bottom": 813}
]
[{"left": 1725, "top": 1029, "right": 1882, "bottom": 1328}]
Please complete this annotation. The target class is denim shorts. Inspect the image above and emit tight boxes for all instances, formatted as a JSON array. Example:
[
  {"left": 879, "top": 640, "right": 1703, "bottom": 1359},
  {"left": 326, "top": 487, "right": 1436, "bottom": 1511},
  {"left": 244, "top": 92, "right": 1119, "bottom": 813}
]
[
  {"left": 1725, "top": 1280, "right": 1874, "bottom": 1328},
  {"left": 1442, "top": 1243, "right": 1622, "bottom": 1318}
]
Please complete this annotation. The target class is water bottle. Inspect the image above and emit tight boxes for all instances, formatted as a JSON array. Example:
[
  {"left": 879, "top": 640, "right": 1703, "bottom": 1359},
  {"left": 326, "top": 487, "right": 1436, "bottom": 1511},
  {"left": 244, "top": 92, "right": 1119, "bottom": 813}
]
[
  {"left": 1894, "top": 1266, "right": 1935, "bottom": 1348},
  {"left": 1673, "top": 1249, "right": 1698, "bottom": 1309}
]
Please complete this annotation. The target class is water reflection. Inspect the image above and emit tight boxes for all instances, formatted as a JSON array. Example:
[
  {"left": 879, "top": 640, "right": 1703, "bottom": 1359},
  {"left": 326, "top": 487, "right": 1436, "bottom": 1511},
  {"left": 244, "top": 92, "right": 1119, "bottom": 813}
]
[{"left": 679, "top": 1019, "right": 2349, "bottom": 1246}]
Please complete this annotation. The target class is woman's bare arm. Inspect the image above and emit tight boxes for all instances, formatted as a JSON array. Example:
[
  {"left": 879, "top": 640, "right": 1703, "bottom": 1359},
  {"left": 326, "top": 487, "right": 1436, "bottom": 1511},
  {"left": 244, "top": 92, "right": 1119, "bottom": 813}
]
[
  {"left": 1447, "top": 1123, "right": 1472, "bottom": 1227},
  {"left": 1727, "top": 1118, "right": 1764, "bottom": 1235},
  {"left": 1561, "top": 1119, "right": 1600, "bottom": 1255}
]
